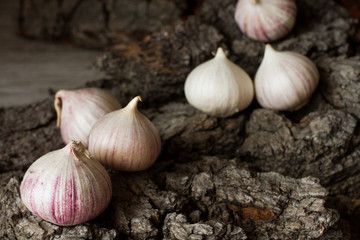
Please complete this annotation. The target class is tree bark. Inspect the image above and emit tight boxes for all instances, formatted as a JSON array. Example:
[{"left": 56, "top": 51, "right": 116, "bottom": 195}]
[{"left": 1, "top": 0, "right": 360, "bottom": 239}]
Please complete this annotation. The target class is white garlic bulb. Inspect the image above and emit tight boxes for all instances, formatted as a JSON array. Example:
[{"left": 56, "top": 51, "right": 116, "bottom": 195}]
[
  {"left": 184, "top": 47, "right": 254, "bottom": 117},
  {"left": 54, "top": 88, "right": 121, "bottom": 146},
  {"left": 255, "top": 44, "right": 319, "bottom": 110},
  {"left": 88, "top": 96, "right": 161, "bottom": 171},
  {"left": 20, "top": 141, "right": 112, "bottom": 226},
  {"left": 234, "top": 0, "right": 297, "bottom": 42}
]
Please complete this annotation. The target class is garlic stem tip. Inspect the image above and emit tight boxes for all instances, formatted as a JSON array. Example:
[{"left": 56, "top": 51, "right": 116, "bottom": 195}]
[
  {"left": 127, "top": 96, "right": 142, "bottom": 110},
  {"left": 265, "top": 44, "right": 274, "bottom": 52},
  {"left": 54, "top": 92, "right": 63, "bottom": 127},
  {"left": 70, "top": 140, "right": 84, "bottom": 148},
  {"left": 215, "top": 48, "right": 226, "bottom": 59},
  {"left": 250, "top": 0, "right": 258, "bottom": 4},
  {"left": 70, "top": 140, "right": 91, "bottom": 160}
]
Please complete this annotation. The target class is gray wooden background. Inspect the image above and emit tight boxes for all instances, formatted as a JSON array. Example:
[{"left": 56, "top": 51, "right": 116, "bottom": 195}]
[{"left": 0, "top": 1, "right": 104, "bottom": 107}]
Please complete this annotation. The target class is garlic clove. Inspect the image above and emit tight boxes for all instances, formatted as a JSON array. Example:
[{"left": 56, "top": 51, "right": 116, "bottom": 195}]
[
  {"left": 184, "top": 47, "right": 254, "bottom": 117},
  {"left": 234, "top": 0, "right": 297, "bottom": 42},
  {"left": 54, "top": 88, "right": 121, "bottom": 146},
  {"left": 255, "top": 44, "right": 319, "bottom": 110},
  {"left": 20, "top": 141, "right": 112, "bottom": 226},
  {"left": 88, "top": 96, "right": 161, "bottom": 172}
]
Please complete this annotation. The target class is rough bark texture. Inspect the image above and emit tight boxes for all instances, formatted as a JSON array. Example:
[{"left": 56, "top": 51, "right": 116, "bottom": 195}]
[
  {"left": 0, "top": 157, "right": 345, "bottom": 239},
  {"left": 2, "top": 0, "right": 360, "bottom": 239},
  {"left": 18, "top": 0, "right": 189, "bottom": 48},
  {"left": 93, "top": 0, "right": 357, "bottom": 104}
]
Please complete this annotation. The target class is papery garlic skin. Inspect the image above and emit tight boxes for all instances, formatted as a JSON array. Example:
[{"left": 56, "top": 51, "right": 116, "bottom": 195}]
[
  {"left": 88, "top": 96, "right": 161, "bottom": 171},
  {"left": 184, "top": 47, "right": 254, "bottom": 117},
  {"left": 20, "top": 141, "right": 112, "bottom": 226},
  {"left": 55, "top": 88, "right": 121, "bottom": 146},
  {"left": 255, "top": 45, "right": 319, "bottom": 110},
  {"left": 234, "top": 0, "right": 297, "bottom": 42}
]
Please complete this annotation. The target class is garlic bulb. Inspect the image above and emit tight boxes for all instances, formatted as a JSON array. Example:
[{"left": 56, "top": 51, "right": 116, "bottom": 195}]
[
  {"left": 20, "top": 141, "right": 112, "bottom": 226},
  {"left": 184, "top": 47, "right": 254, "bottom": 117},
  {"left": 255, "top": 44, "right": 319, "bottom": 110},
  {"left": 54, "top": 88, "right": 121, "bottom": 146},
  {"left": 234, "top": 0, "right": 297, "bottom": 42},
  {"left": 88, "top": 96, "right": 161, "bottom": 171}
]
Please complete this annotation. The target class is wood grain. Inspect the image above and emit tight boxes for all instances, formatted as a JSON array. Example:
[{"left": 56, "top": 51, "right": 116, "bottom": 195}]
[{"left": 0, "top": 1, "right": 104, "bottom": 107}]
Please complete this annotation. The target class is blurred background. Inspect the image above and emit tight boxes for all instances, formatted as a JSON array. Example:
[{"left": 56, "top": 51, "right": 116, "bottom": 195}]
[
  {"left": 0, "top": 1, "right": 104, "bottom": 107},
  {"left": 0, "top": 0, "right": 359, "bottom": 107}
]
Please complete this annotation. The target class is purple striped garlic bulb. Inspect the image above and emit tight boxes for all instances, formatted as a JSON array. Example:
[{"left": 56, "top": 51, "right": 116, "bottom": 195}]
[
  {"left": 54, "top": 88, "right": 121, "bottom": 146},
  {"left": 20, "top": 141, "right": 112, "bottom": 226},
  {"left": 234, "top": 0, "right": 297, "bottom": 42},
  {"left": 255, "top": 44, "right": 319, "bottom": 111},
  {"left": 88, "top": 96, "right": 161, "bottom": 172}
]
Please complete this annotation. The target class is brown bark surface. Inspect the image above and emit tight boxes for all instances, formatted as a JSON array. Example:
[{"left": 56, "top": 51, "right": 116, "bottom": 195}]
[{"left": 2, "top": 0, "right": 360, "bottom": 239}]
